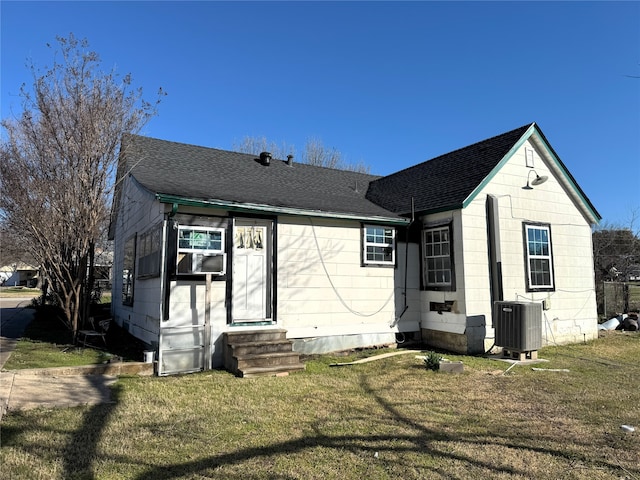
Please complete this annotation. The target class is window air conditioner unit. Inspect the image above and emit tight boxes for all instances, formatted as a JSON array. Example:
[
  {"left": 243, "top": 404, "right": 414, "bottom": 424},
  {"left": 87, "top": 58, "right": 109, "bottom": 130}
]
[
  {"left": 492, "top": 301, "right": 542, "bottom": 351},
  {"left": 178, "top": 253, "right": 226, "bottom": 275}
]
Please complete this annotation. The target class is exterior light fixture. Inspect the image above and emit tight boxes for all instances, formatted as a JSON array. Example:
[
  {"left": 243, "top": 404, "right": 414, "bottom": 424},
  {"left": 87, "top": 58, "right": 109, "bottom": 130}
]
[{"left": 524, "top": 170, "right": 548, "bottom": 189}]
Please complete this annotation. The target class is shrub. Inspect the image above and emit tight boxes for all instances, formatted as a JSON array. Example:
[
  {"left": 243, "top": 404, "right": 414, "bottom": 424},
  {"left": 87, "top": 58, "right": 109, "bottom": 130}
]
[{"left": 424, "top": 351, "right": 443, "bottom": 371}]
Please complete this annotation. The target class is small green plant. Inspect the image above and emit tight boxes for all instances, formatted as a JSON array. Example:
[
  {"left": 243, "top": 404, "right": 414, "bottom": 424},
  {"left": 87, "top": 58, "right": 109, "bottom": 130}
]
[{"left": 424, "top": 351, "right": 443, "bottom": 371}]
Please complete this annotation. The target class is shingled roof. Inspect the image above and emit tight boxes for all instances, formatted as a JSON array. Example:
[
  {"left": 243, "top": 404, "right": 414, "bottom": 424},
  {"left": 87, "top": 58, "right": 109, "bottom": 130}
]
[
  {"left": 118, "top": 134, "right": 405, "bottom": 222},
  {"left": 366, "top": 124, "right": 533, "bottom": 216},
  {"left": 115, "top": 123, "right": 600, "bottom": 228}
]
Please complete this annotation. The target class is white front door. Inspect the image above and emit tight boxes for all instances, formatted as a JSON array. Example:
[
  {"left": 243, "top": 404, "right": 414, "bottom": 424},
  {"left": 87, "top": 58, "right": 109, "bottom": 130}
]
[{"left": 232, "top": 219, "right": 271, "bottom": 323}]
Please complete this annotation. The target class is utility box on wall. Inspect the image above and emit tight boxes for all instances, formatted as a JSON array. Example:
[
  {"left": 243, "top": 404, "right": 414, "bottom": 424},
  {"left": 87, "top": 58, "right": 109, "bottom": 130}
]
[{"left": 493, "top": 301, "right": 542, "bottom": 351}]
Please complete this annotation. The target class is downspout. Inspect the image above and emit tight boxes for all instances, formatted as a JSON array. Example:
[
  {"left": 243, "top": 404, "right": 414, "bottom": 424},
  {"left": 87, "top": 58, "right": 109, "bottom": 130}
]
[
  {"left": 483, "top": 194, "right": 503, "bottom": 355},
  {"left": 169, "top": 203, "right": 178, "bottom": 217},
  {"left": 391, "top": 197, "right": 415, "bottom": 329},
  {"left": 162, "top": 203, "right": 179, "bottom": 321},
  {"left": 486, "top": 195, "right": 503, "bottom": 302}
]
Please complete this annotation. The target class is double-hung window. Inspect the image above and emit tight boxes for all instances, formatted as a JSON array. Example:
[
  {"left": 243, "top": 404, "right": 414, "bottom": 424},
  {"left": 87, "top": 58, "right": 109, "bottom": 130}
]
[
  {"left": 363, "top": 225, "right": 396, "bottom": 266},
  {"left": 524, "top": 223, "right": 554, "bottom": 291},
  {"left": 423, "top": 225, "right": 454, "bottom": 290}
]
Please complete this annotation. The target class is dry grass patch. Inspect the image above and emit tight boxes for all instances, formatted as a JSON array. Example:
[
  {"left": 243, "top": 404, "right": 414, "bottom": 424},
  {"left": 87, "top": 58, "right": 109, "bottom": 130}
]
[
  {"left": 2, "top": 334, "right": 639, "bottom": 479},
  {"left": 0, "top": 287, "right": 40, "bottom": 298}
]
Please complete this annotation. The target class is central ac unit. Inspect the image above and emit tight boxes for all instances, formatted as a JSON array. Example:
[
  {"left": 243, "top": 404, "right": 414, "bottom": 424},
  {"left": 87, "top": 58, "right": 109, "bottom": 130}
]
[{"left": 493, "top": 301, "right": 542, "bottom": 351}]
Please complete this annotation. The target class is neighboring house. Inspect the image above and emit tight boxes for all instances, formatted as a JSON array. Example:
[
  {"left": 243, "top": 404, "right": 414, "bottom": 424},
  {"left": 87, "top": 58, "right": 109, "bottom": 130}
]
[
  {"left": 109, "top": 123, "right": 601, "bottom": 375},
  {"left": 0, "top": 263, "right": 39, "bottom": 287},
  {"left": 0, "top": 257, "right": 111, "bottom": 290},
  {"left": 93, "top": 249, "right": 114, "bottom": 290},
  {"left": 624, "top": 265, "right": 640, "bottom": 282}
]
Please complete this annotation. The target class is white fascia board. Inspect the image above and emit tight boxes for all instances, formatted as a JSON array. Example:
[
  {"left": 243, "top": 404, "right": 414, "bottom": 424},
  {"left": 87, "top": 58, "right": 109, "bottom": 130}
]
[
  {"left": 461, "top": 123, "right": 601, "bottom": 225},
  {"left": 527, "top": 133, "right": 601, "bottom": 225},
  {"left": 462, "top": 123, "right": 537, "bottom": 209}
]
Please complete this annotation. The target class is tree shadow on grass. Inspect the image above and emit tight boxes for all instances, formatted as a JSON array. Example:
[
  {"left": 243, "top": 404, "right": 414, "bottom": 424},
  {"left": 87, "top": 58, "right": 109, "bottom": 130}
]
[
  {"left": 128, "top": 372, "right": 635, "bottom": 480},
  {"left": 60, "top": 381, "right": 122, "bottom": 479},
  {"left": 2, "top": 366, "right": 637, "bottom": 479},
  {"left": 19, "top": 304, "right": 145, "bottom": 362},
  {"left": 1, "top": 379, "right": 122, "bottom": 479}
]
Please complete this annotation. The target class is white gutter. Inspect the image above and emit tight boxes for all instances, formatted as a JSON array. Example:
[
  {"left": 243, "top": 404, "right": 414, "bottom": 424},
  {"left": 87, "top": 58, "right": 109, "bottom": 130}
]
[{"left": 156, "top": 194, "right": 410, "bottom": 226}]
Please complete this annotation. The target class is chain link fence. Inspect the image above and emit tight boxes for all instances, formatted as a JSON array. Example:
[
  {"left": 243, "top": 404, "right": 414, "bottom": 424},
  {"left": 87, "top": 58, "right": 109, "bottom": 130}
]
[{"left": 600, "top": 281, "right": 640, "bottom": 318}]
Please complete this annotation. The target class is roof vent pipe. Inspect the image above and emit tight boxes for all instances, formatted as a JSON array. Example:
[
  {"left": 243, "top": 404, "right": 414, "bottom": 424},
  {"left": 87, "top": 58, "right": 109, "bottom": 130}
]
[
  {"left": 259, "top": 152, "right": 272, "bottom": 166},
  {"left": 286, "top": 154, "right": 294, "bottom": 166}
]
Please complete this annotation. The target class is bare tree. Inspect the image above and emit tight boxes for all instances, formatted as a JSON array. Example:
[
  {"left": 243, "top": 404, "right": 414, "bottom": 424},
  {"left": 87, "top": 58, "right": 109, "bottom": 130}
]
[
  {"left": 593, "top": 227, "right": 640, "bottom": 280},
  {"left": 233, "top": 136, "right": 295, "bottom": 161},
  {"left": 593, "top": 209, "right": 640, "bottom": 314},
  {"left": 0, "top": 226, "right": 39, "bottom": 287},
  {"left": 0, "top": 34, "right": 163, "bottom": 338},
  {"left": 234, "top": 135, "right": 370, "bottom": 173},
  {"left": 302, "top": 136, "right": 342, "bottom": 169},
  {"left": 0, "top": 226, "right": 36, "bottom": 268}
]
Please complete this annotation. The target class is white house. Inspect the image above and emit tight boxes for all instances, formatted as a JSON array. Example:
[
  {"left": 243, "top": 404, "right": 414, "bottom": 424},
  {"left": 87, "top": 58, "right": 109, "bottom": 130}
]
[
  {"left": 0, "top": 263, "right": 39, "bottom": 287},
  {"left": 109, "top": 123, "right": 601, "bottom": 375}
]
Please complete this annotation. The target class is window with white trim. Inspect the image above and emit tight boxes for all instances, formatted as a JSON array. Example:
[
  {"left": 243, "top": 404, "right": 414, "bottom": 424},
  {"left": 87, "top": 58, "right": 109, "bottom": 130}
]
[
  {"left": 423, "top": 225, "right": 454, "bottom": 289},
  {"left": 363, "top": 225, "right": 396, "bottom": 266},
  {"left": 177, "top": 226, "right": 226, "bottom": 275},
  {"left": 524, "top": 223, "right": 554, "bottom": 291}
]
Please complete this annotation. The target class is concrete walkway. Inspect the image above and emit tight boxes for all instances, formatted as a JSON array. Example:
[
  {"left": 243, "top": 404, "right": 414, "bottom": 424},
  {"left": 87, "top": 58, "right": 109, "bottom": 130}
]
[
  {"left": 1, "top": 371, "right": 119, "bottom": 415},
  {"left": 0, "top": 298, "right": 152, "bottom": 421}
]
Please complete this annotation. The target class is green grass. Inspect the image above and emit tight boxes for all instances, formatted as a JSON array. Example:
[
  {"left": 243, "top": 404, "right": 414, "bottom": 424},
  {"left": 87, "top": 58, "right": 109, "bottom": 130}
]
[
  {"left": 0, "top": 287, "right": 41, "bottom": 297},
  {"left": 3, "top": 339, "right": 114, "bottom": 370},
  {"left": 96, "top": 291, "right": 112, "bottom": 304},
  {"left": 3, "top": 304, "right": 145, "bottom": 370},
  {"left": 630, "top": 283, "right": 640, "bottom": 311},
  {"left": 1, "top": 331, "right": 639, "bottom": 479}
]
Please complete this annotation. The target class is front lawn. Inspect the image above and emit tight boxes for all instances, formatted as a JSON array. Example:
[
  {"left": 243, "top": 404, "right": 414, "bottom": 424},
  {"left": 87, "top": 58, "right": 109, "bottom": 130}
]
[
  {"left": 1, "top": 332, "right": 638, "bottom": 479},
  {"left": 0, "top": 287, "right": 40, "bottom": 298}
]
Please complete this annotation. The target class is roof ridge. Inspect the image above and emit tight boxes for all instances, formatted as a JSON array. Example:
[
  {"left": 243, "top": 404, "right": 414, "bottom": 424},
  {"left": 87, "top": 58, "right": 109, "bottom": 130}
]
[
  {"left": 382, "top": 123, "right": 534, "bottom": 178},
  {"left": 119, "top": 133, "right": 399, "bottom": 221},
  {"left": 125, "top": 133, "right": 255, "bottom": 159},
  {"left": 124, "top": 133, "right": 380, "bottom": 178},
  {"left": 364, "top": 123, "right": 536, "bottom": 216}
]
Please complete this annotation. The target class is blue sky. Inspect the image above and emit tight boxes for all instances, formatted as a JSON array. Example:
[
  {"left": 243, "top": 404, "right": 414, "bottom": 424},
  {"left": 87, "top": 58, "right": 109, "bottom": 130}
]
[{"left": 2, "top": 1, "right": 639, "bottom": 227}]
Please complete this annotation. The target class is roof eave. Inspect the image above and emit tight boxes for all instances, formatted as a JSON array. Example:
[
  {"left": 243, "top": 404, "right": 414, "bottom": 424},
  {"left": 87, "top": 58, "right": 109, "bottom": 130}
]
[
  {"left": 462, "top": 123, "right": 538, "bottom": 210},
  {"left": 461, "top": 123, "right": 602, "bottom": 225},
  {"left": 156, "top": 194, "right": 410, "bottom": 226},
  {"left": 405, "top": 204, "right": 462, "bottom": 218},
  {"left": 528, "top": 128, "right": 602, "bottom": 225}
]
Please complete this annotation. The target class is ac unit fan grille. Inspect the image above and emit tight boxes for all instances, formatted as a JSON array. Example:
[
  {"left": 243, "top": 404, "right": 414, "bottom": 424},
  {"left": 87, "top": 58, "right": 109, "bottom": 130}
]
[{"left": 493, "top": 301, "right": 542, "bottom": 351}]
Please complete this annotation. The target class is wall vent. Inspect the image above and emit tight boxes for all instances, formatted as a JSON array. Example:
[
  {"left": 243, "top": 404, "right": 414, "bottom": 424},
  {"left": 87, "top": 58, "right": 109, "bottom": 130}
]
[{"left": 493, "top": 301, "right": 542, "bottom": 351}]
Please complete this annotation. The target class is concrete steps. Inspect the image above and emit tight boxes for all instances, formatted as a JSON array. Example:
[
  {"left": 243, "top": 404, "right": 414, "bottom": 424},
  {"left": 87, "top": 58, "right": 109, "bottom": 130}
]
[{"left": 224, "top": 329, "right": 305, "bottom": 378}]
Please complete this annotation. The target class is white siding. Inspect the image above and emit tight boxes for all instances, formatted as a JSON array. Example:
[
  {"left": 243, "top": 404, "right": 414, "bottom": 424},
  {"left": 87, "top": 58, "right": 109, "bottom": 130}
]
[
  {"left": 420, "top": 211, "right": 468, "bottom": 334},
  {"left": 163, "top": 210, "right": 231, "bottom": 367},
  {"left": 459, "top": 139, "right": 597, "bottom": 345},
  {"left": 394, "top": 241, "right": 421, "bottom": 332},
  {"left": 166, "top": 281, "right": 227, "bottom": 328},
  {"left": 166, "top": 279, "right": 228, "bottom": 366},
  {"left": 111, "top": 177, "right": 165, "bottom": 346},
  {"left": 276, "top": 217, "right": 401, "bottom": 339}
]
